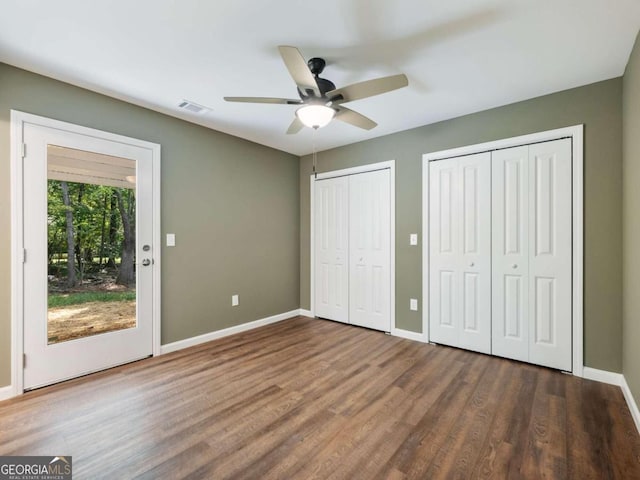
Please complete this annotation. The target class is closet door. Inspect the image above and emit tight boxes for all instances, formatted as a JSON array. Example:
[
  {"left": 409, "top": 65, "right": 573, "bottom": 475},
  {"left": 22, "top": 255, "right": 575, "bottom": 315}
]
[
  {"left": 492, "top": 146, "right": 530, "bottom": 362},
  {"left": 492, "top": 140, "right": 572, "bottom": 370},
  {"left": 429, "top": 153, "right": 491, "bottom": 353},
  {"left": 458, "top": 154, "right": 492, "bottom": 353},
  {"left": 429, "top": 158, "right": 459, "bottom": 347},
  {"left": 528, "top": 139, "right": 572, "bottom": 371},
  {"left": 314, "top": 176, "right": 349, "bottom": 323},
  {"left": 349, "top": 169, "right": 391, "bottom": 332}
]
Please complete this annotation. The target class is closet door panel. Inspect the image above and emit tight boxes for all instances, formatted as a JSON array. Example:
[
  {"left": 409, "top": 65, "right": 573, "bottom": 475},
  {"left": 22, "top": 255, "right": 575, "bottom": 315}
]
[
  {"left": 528, "top": 139, "right": 572, "bottom": 370},
  {"left": 429, "top": 153, "right": 490, "bottom": 352},
  {"left": 458, "top": 153, "right": 492, "bottom": 354},
  {"left": 314, "top": 176, "right": 349, "bottom": 323},
  {"left": 492, "top": 146, "right": 530, "bottom": 362},
  {"left": 429, "top": 159, "right": 461, "bottom": 347},
  {"left": 349, "top": 169, "right": 391, "bottom": 332}
]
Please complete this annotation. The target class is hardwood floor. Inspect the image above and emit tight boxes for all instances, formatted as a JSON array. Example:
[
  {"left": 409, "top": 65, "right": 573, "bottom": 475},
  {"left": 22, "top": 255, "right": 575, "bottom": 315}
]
[{"left": 1, "top": 316, "right": 639, "bottom": 479}]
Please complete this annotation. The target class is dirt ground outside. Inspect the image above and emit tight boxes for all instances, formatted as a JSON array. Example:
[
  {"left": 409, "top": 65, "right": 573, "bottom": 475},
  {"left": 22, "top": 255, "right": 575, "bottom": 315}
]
[{"left": 48, "top": 300, "right": 136, "bottom": 344}]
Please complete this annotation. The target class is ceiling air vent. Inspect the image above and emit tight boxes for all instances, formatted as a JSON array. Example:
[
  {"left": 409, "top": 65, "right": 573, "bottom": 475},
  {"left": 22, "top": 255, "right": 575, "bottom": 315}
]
[{"left": 178, "top": 100, "right": 211, "bottom": 114}]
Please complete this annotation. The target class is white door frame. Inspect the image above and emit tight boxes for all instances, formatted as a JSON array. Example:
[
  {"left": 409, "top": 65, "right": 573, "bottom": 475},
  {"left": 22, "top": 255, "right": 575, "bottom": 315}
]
[
  {"left": 422, "top": 125, "right": 584, "bottom": 376},
  {"left": 10, "top": 110, "right": 162, "bottom": 397},
  {"left": 310, "top": 160, "right": 396, "bottom": 333}
]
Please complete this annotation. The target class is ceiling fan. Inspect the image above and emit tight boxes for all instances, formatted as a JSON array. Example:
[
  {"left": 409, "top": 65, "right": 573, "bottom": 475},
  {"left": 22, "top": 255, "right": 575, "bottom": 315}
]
[{"left": 224, "top": 46, "right": 409, "bottom": 134}]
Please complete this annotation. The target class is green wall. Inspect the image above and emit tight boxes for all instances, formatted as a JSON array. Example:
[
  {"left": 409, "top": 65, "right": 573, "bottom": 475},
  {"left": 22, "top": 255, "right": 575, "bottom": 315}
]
[
  {"left": 0, "top": 61, "right": 629, "bottom": 389},
  {"left": 300, "top": 78, "right": 623, "bottom": 372},
  {"left": 0, "top": 63, "right": 300, "bottom": 388},
  {"left": 623, "top": 32, "right": 640, "bottom": 406}
]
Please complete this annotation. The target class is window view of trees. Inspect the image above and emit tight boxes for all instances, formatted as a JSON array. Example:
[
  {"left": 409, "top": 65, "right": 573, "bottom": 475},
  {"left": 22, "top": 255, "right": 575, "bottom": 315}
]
[
  {"left": 47, "top": 180, "right": 136, "bottom": 344},
  {"left": 48, "top": 180, "right": 136, "bottom": 287}
]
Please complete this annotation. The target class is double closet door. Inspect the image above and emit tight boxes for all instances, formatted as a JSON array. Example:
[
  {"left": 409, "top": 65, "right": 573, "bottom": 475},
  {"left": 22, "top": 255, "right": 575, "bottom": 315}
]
[
  {"left": 314, "top": 169, "right": 391, "bottom": 332},
  {"left": 429, "top": 138, "right": 572, "bottom": 371}
]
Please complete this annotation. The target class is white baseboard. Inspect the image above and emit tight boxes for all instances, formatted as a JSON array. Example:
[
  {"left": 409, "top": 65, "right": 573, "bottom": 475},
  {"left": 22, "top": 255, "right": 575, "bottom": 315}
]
[
  {"left": 582, "top": 367, "right": 624, "bottom": 387},
  {"left": 160, "top": 309, "right": 301, "bottom": 355},
  {"left": 582, "top": 367, "right": 640, "bottom": 435},
  {"left": 391, "top": 328, "right": 426, "bottom": 343},
  {"left": 582, "top": 367, "right": 623, "bottom": 386},
  {"left": 621, "top": 376, "right": 640, "bottom": 435},
  {"left": 298, "top": 309, "right": 313, "bottom": 318},
  {"left": 0, "top": 385, "right": 15, "bottom": 402}
]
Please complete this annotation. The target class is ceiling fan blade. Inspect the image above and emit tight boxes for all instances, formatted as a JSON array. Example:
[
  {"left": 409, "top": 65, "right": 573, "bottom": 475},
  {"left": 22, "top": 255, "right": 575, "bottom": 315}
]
[
  {"left": 278, "top": 46, "right": 321, "bottom": 97},
  {"left": 224, "top": 96, "right": 302, "bottom": 105},
  {"left": 327, "top": 74, "right": 408, "bottom": 104},
  {"left": 286, "top": 117, "right": 304, "bottom": 135},
  {"left": 334, "top": 106, "right": 377, "bottom": 130}
]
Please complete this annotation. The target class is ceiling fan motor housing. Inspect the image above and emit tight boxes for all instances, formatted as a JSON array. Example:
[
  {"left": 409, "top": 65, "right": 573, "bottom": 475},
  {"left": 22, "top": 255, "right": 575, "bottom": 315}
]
[
  {"left": 298, "top": 79, "right": 336, "bottom": 100},
  {"left": 298, "top": 57, "right": 336, "bottom": 99}
]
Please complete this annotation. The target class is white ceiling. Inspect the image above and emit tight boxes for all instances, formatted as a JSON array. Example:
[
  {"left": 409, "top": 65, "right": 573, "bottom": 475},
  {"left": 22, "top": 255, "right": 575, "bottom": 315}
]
[{"left": 1, "top": 0, "right": 639, "bottom": 156}]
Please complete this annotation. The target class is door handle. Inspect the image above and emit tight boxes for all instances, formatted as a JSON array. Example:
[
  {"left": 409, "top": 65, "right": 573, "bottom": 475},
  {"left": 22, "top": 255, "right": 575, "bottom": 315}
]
[{"left": 142, "top": 258, "right": 152, "bottom": 266}]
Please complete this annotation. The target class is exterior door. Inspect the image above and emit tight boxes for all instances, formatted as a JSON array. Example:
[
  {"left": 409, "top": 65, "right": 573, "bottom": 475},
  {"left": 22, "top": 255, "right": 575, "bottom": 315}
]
[
  {"left": 349, "top": 169, "right": 391, "bottom": 332},
  {"left": 429, "top": 153, "right": 491, "bottom": 353},
  {"left": 314, "top": 176, "right": 349, "bottom": 323},
  {"left": 22, "top": 122, "right": 155, "bottom": 389}
]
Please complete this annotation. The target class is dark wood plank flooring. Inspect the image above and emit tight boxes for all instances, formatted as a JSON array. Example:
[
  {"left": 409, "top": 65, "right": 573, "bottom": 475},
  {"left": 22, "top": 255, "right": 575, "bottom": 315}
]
[{"left": 1, "top": 316, "right": 639, "bottom": 479}]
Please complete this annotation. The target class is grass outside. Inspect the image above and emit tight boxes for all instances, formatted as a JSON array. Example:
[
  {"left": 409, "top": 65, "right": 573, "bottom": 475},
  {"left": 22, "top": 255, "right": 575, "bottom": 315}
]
[
  {"left": 49, "top": 291, "right": 135, "bottom": 307},
  {"left": 47, "top": 288, "right": 137, "bottom": 344}
]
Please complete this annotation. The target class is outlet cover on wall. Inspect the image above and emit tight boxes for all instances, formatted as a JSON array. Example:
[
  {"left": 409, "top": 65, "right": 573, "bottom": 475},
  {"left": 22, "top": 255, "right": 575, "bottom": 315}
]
[
  {"left": 232, "top": 294, "right": 239, "bottom": 306},
  {"left": 410, "top": 233, "right": 418, "bottom": 246},
  {"left": 410, "top": 298, "right": 418, "bottom": 311},
  {"left": 166, "top": 233, "right": 176, "bottom": 247}
]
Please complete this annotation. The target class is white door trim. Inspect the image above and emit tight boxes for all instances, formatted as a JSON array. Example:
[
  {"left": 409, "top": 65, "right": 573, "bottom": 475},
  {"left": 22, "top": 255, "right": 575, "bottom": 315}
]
[
  {"left": 310, "top": 160, "right": 396, "bottom": 332},
  {"left": 10, "top": 110, "right": 162, "bottom": 397},
  {"left": 422, "top": 125, "right": 584, "bottom": 376}
]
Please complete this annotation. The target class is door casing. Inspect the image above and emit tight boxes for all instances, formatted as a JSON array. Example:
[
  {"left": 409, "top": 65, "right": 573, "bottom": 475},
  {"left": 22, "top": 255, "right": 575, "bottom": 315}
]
[{"left": 10, "top": 110, "right": 162, "bottom": 396}]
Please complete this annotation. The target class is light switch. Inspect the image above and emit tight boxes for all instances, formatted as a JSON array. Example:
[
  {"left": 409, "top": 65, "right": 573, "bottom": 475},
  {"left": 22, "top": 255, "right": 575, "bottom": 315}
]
[
  {"left": 410, "top": 298, "right": 418, "bottom": 311},
  {"left": 410, "top": 233, "right": 418, "bottom": 246},
  {"left": 166, "top": 233, "right": 175, "bottom": 247},
  {"left": 232, "top": 294, "right": 239, "bottom": 306}
]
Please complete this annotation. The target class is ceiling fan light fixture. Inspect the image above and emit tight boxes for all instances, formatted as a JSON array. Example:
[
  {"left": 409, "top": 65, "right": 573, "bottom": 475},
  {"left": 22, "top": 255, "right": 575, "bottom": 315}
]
[{"left": 295, "top": 104, "right": 335, "bottom": 129}]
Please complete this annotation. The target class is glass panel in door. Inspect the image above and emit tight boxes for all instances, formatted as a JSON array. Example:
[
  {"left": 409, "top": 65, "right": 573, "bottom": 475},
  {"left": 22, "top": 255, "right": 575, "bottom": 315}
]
[{"left": 46, "top": 145, "right": 137, "bottom": 344}]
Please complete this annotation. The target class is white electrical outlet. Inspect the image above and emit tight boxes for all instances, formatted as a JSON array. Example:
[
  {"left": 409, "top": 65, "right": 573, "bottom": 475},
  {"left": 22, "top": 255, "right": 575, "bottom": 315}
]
[
  {"left": 410, "top": 298, "right": 418, "bottom": 311},
  {"left": 232, "top": 294, "right": 239, "bottom": 306},
  {"left": 410, "top": 233, "right": 418, "bottom": 246},
  {"left": 166, "top": 233, "right": 176, "bottom": 247}
]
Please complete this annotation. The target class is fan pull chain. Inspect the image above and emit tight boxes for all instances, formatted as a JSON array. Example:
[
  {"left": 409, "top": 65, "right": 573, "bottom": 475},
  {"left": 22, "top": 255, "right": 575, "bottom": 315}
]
[{"left": 312, "top": 126, "right": 318, "bottom": 179}]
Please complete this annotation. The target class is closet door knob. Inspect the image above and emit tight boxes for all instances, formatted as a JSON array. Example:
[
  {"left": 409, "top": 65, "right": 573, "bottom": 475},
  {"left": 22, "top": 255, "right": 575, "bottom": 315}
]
[
  {"left": 512, "top": 263, "right": 518, "bottom": 269},
  {"left": 469, "top": 262, "right": 475, "bottom": 267}
]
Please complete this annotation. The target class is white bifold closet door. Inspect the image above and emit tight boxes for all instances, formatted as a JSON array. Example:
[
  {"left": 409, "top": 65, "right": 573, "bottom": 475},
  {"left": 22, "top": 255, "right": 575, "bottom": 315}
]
[
  {"left": 349, "top": 169, "right": 391, "bottom": 331},
  {"left": 492, "top": 139, "right": 572, "bottom": 370},
  {"left": 314, "top": 176, "right": 350, "bottom": 323},
  {"left": 491, "top": 145, "right": 530, "bottom": 362},
  {"left": 314, "top": 169, "right": 391, "bottom": 332},
  {"left": 429, "top": 152, "right": 492, "bottom": 354}
]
